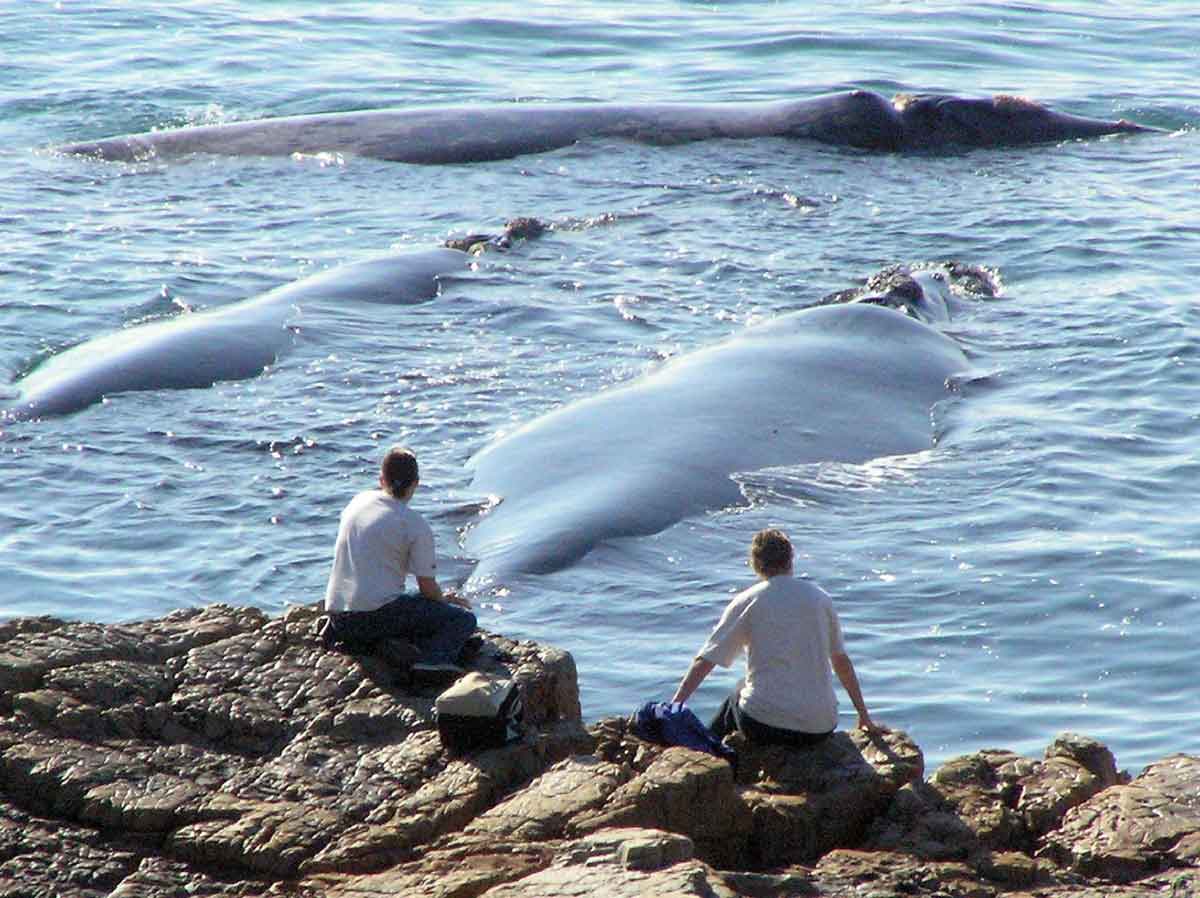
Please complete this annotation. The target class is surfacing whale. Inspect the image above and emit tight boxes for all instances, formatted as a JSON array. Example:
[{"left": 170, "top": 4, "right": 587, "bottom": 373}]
[
  {"left": 57, "top": 91, "right": 1159, "bottom": 165},
  {"left": 463, "top": 264, "right": 994, "bottom": 584},
  {"left": 3, "top": 247, "right": 466, "bottom": 421}
]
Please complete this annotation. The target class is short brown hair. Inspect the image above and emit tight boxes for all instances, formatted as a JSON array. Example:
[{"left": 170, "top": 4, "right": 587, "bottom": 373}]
[
  {"left": 750, "top": 528, "right": 793, "bottom": 577},
  {"left": 381, "top": 446, "right": 419, "bottom": 498}
]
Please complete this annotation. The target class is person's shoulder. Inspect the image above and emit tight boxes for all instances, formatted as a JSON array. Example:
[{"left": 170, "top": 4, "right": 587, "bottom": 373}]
[
  {"left": 779, "top": 573, "right": 832, "bottom": 602},
  {"left": 731, "top": 578, "right": 770, "bottom": 607},
  {"left": 346, "top": 488, "right": 384, "bottom": 509}
]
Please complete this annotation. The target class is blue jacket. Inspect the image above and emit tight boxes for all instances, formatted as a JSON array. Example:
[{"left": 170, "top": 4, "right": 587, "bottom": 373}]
[{"left": 630, "top": 701, "right": 737, "bottom": 766}]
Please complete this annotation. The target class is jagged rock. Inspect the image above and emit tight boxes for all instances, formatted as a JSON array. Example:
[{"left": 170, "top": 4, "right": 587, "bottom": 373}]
[
  {"left": 465, "top": 755, "right": 631, "bottom": 842},
  {"left": 1039, "top": 753, "right": 1200, "bottom": 883},
  {"left": 2, "top": 605, "right": 1198, "bottom": 897},
  {"left": 303, "top": 719, "right": 591, "bottom": 875},
  {"left": 0, "top": 603, "right": 587, "bottom": 886},
  {"left": 312, "top": 832, "right": 554, "bottom": 897},
  {"left": 864, "top": 732, "right": 1124, "bottom": 888},
  {"left": 0, "top": 795, "right": 150, "bottom": 898},
  {"left": 481, "top": 829, "right": 736, "bottom": 898},
  {"left": 568, "top": 744, "right": 748, "bottom": 867},
  {"left": 812, "top": 848, "right": 996, "bottom": 897},
  {"left": 317, "top": 828, "right": 716, "bottom": 898},
  {"left": 732, "top": 726, "right": 924, "bottom": 867},
  {"left": 1018, "top": 733, "right": 1126, "bottom": 836},
  {"left": 0, "top": 605, "right": 262, "bottom": 712}
]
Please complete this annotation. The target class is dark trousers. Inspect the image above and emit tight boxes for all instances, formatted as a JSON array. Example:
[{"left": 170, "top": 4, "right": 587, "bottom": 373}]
[
  {"left": 328, "top": 593, "right": 476, "bottom": 664},
  {"left": 710, "top": 692, "right": 833, "bottom": 748}
]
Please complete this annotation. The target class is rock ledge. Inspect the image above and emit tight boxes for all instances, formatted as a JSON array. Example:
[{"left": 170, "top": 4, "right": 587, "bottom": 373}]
[{"left": 1, "top": 605, "right": 1196, "bottom": 897}]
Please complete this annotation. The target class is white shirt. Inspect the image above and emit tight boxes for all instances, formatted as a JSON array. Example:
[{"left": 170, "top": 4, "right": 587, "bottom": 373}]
[
  {"left": 699, "top": 573, "right": 846, "bottom": 733},
  {"left": 323, "top": 490, "right": 437, "bottom": 613}
]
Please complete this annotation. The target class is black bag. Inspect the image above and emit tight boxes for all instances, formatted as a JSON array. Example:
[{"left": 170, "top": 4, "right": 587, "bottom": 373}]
[{"left": 435, "top": 672, "right": 524, "bottom": 753}]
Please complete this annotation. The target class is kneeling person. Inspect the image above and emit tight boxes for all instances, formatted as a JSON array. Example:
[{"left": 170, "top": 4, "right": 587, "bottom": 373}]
[
  {"left": 672, "top": 528, "right": 876, "bottom": 747},
  {"left": 323, "top": 445, "right": 475, "bottom": 678}
]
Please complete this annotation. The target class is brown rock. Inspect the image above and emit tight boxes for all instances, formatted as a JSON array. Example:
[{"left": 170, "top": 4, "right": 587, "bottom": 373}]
[
  {"left": 4, "top": 604, "right": 1198, "bottom": 898},
  {"left": 813, "top": 848, "right": 996, "bottom": 898},
  {"left": 0, "top": 603, "right": 587, "bottom": 890},
  {"left": 315, "top": 833, "right": 554, "bottom": 897},
  {"left": 465, "top": 755, "right": 631, "bottom": 842},
  {"left": 866, "top": 732, "right": 1123, "bottom": 870},
  {"left": 477, "top": 828, "right": 738, "bottom": 898},
  {"left": 0, "top": 605, "right": 263, "bottom": 712},
  {"left": 568, "top": 745, "right": 748, "bottom": 867},
  {"left": 733, "top": 727, "right": 924, "bottom": 867},
  {"left": 0, "top": 795, "right": 149, "bottom": 897},
  {"left": 1039, "top": 753, "right": 1200, "bottom": 883}
]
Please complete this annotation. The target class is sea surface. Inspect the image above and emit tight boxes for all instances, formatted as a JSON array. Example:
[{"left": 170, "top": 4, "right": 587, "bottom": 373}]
[{"left": 1, "top": 2, "right": 1197, "bottom": 773}]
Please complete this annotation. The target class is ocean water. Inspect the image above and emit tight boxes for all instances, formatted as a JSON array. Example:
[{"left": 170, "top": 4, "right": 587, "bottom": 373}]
[{"left": 1, "top": 2, "right": 1197, "bottom": 773}]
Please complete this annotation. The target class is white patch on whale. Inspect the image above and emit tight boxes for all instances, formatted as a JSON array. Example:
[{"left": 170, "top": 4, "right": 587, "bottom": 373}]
[
  {"left": 4, "top": 247, "right": 467, "bottom": 420},
  {"left": 463, "top": 299, "right": 971, "bottom": 585}
]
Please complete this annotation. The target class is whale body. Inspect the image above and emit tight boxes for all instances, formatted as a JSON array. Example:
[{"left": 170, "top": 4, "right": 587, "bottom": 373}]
[
  {"left": 463, "top": 267, "right": 979, "bottom": 584},
  {"left": 4, "top": 247, "right": 467, "bottom": 420},
  {"left": 57, "top": 91, "right": 1159, "bottom": 165}
]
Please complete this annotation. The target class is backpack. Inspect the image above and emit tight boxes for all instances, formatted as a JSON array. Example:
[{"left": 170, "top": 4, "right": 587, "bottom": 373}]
[{"left": 435, "top": 672, "right": 524, "bottom": 753}]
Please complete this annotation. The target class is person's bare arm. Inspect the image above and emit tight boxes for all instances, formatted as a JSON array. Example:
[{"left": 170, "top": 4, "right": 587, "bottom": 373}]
[
  {"left": 831, "top": 651, "right": 877, "bottom": 732},
  {"left": 417, "top": 575, "right": 473, "bottom": 609},
  {"left": 671, "top": 656, "right": 715, "bottom": 705}
]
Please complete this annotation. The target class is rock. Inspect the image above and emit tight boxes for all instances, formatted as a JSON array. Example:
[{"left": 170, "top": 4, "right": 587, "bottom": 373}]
[
  {"left": 473, "top": 828, "right": 739, "bottom": 898},
  {"left": 1039, "top": 753, "right": 1200, "bottom": 883},
  {"left": 568, "top": 745, "right": 748, "bottom": 867},
  {"left": 465, "top": 755, "right": 631, "bottom": 842},
  {"left": 313, "top": 832, "right": 554, "bottom": 897},
  {"left": 0, "top": 795, "right": 150, "bottom": 897},
  {"left": 812, "top": 848, "right": 995, "bottom": 898},
  {"left": 616, "top": 829, "right": 695, "bottom": 871},
  {"left": 0, "top": 605, "right": 262, "bottom": 712},
  {"left": 732, "top": 726, "right": 924, "bottom": 867},
  {"left": 864, "top": 731, "right": 1124, "bottom": 886},
  {"left": 0, "top": 603, "right": 587, "bottom": 889},
  {"left": 2, "top": 605, "right": 1198, "bottom": 897}
]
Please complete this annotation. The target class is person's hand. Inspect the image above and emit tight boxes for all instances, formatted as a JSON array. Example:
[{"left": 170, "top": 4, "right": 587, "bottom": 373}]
[
  {"left": 445, "top": 590, "right": 473, "bottom": 610},
  {"left": 857, "top": 713, "right": 885, "bottom": 736}
]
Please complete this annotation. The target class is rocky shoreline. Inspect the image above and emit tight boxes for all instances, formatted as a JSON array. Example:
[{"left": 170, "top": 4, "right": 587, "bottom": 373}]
[{"left": 0, "top": 604, "right": 1195, "bottom": 897}]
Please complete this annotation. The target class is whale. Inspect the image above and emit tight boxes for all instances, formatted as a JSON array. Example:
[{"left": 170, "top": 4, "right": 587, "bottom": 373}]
[
  {"left": 3, "top": 247, "right": 467, "bottom": 421},
  {"left": 463, "top": 265, "right": 989, "bottom": 584},
  {"left": 56, "top": 91, "right": 1159, "bottom": 165}
]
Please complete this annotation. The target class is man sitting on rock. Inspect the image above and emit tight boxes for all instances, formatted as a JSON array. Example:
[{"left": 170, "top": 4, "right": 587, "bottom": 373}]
[
  {"left": 321, "top": 445, "right": 476, "bottom": 684},
  {"left": 672, "top": 528, "right": 877, "bottom": 747}
]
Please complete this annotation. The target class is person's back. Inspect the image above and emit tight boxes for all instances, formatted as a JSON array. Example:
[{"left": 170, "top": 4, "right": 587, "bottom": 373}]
[
  {"left": 735, "top": 574, "right": 841, "bottom": 734},
  {"left": 324, "top": 489, "right": 433, "bottom": 613},
  {"left": 319, "top": 445, "right": 475, "bottom": 677},
  {"left": 673, "top": 528, "right": 876, "bottom": 746}
]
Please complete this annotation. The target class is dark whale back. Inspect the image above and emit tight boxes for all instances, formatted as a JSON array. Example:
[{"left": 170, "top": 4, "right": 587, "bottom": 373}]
[
  {"left": 776, "top": 90, "right": 906, "bottom": 150},
  {"left": 896, "top": 93, "right": 1155, "bottom": 148},
  {"left": 56, "top": 91, "right": 1159, "bottom": 165}
]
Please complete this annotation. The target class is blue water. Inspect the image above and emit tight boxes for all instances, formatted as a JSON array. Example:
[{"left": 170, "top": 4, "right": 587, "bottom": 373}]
[{"left": 2, "top": 2, "right": 1197, "bottom": 773}]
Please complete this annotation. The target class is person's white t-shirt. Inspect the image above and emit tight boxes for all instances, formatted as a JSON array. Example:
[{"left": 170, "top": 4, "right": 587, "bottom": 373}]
[
  {"left": 699, "top": 573, "right": 846, "bottom": 733},
  {"left": 323, "top": 490, "right": 437, "bottom": 613}
]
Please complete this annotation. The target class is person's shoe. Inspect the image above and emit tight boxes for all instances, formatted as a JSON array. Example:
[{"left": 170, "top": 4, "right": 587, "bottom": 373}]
[
  {"left": 411, "top": 661, "right": 465, "bottom": 689},
  {"left": 456, "top": 634, "right": 484, "bottom": 665},
  {"left": 376, "top": 638, "right": 421, "bottom": 671},
  {"left": 315, "top": 615, "right": 337, "bottom": 649}
]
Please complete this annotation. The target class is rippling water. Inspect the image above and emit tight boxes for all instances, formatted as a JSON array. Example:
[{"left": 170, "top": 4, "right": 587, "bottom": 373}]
[{"left": 2, "top": 2, "right": 1197, "bottom": 771}]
